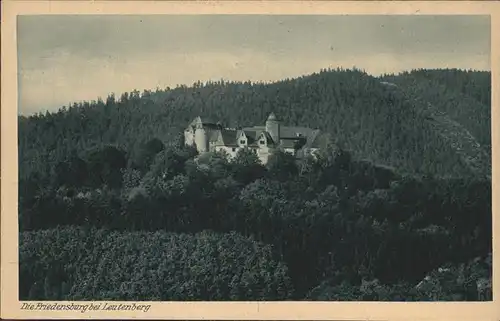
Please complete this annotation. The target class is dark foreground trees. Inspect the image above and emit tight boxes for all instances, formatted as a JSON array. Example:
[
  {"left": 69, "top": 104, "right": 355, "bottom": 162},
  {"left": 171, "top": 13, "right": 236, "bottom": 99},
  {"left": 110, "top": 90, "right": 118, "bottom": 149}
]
[
  {"left": 20, "top": 227, "right": 294, "bottom": 301},
  {"left": 307, "top": 254, "right": 492, "bottom": 301},
  {"left": 18, "top": 141, "right": 492, "bottom": 301}
]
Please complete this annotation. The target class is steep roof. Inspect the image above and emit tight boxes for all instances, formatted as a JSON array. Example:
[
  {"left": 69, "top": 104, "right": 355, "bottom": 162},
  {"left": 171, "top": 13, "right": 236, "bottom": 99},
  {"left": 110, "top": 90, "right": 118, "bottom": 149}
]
[
  {"left": 208, "top": 130, "right": 220, "bottom": 143},
  {"left": 193, "top": 114, "right": 327, "bottom": 150},
  {"left": 305, "top": 131, "right": 330, "bottom": 149},
  {"left": 243, "top": 130, "right": 260, "bottom": 141},
  {"left": 261, "top": 131, "right": 275, "bottom": 145},
  {"left": 237, "top": 129, "right": 259, "bottom": 145},
  {"left": 218, "top": 129, "right": 238, "bottom": 146},
  {"left": 267, "top": 113, "right": 278, "bottom": 121},
  {"left": 242, "top": 125, "right": 266, "bottom": 132},
  {"left": 242, "top": 125, "right": 315, "bottom": 140},
  {"left": 279, "top": 126, "right": 316, "bottom": 139},
  {"left": 280, "top": 139, "right": 298, "bottom": 149},
  {"left": 199, "top": 116, "right": 218, "bottom": 125},
  {"left": 187, "top": 116, "right": 219, "bottom": 128}
]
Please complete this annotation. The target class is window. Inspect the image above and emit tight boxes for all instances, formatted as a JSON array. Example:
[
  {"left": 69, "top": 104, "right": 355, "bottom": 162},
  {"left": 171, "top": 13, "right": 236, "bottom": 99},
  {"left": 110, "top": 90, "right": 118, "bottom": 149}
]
[
  {"left": 232, "top": 148, "right": 236, "bottom": 152},
  {"left": 240, "top": 140, "right": 246, "bottom": 144},
  {"left": 260, "top": 140, "right": 265, "bottom": 145}
]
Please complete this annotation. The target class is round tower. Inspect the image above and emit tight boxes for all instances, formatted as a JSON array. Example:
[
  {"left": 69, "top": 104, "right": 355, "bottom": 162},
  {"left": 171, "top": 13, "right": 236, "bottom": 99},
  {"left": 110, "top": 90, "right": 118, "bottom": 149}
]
[
  {"left": 194, "top": 123, "right": 209, "bottom": 153},
  {"left": 265, "top": 113, "right": 280, "bottom": 144}
]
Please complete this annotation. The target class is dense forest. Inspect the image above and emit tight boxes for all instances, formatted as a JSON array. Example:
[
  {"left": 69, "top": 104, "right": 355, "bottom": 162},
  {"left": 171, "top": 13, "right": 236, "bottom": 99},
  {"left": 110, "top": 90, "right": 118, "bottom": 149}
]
[{"left": 19, "top": 68, "right": 492, "bottom": 301}]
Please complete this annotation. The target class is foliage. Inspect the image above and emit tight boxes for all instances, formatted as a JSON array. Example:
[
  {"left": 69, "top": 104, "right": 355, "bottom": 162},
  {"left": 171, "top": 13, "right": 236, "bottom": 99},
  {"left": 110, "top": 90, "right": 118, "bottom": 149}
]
[
  {"left": 85, "top": 145, "right": 128, "bottom": 188},
  {"left": 20, "top": 227, "right": 294, "bottom": 300},
  {"left": 18, "top": 68, "right": 491, "bottom": 182},
  {"left": 306, "top": 254, "right": 492, "bottom": 301},
  {"left": 18, "top": 140, "right": 492, "bottom": 299},
  {"left": 18, "top": 68, "right": 492, "bottom": 301}
]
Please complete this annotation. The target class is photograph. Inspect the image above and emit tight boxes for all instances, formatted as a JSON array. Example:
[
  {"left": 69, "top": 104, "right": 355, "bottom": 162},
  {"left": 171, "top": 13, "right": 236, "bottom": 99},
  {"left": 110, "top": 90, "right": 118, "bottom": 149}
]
[{"left": 1, "top": 1, "right": 498, "bottom": 320}]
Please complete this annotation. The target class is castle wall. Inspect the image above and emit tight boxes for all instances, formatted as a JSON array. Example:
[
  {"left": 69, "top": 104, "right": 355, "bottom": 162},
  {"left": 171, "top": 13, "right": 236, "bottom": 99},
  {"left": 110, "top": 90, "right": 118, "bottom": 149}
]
[
  {"left": 184, "top": 129, "right": 194, "bottom": 146},
  {"left": 186, "top": 115, "right": 319, "bottom": 165},
  {"left": 215, "top": 146, "right": 239, "bottom": 159},
  {"left": 257, "top": 146, "right": 272, "bottom": 164},
  {"left": 266, "top": 121, "right": 280, "bottom": 144},
  {"left": 194, "top": 127, "right": 208, "bottom": 153},
  {"left": 258, "top": 154, "right": 270, "bottom": 164}
]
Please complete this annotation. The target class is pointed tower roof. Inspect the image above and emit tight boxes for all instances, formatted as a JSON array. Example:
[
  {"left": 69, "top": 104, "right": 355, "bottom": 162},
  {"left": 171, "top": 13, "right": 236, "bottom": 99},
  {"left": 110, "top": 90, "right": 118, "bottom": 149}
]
[{"left": 267, "top": 112, "right": 278, "bottom": 121}]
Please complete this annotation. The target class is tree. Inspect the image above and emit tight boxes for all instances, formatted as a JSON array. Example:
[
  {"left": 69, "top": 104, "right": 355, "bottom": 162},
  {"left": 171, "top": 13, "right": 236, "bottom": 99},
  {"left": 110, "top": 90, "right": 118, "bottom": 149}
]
[
  {"left": 86, "top": 145, "right": 127, "bottom": 189},
  {"left": 147, "top": 148, "right": 187, "bottom": 182},
  {"left": 266, "top": 150, "right": 298, "bottom": 181},
  {"left": 20, "top": 227, "right": 294, "bottom": 301},
  {"left": 132, "top": 138, "right": 165, "bottom": 173},
  {"left": 231, "top": 147, "right": 266, "bottom": 184},
  {"left": 53, "top": 156, "right": 88, "bottom": 188},
  {"left": 196, "top": 150, "right": 231, "bottom": 180}
]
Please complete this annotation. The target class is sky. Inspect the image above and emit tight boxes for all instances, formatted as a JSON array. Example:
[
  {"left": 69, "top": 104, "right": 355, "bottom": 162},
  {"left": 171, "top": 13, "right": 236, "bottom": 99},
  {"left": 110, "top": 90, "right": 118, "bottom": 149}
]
[{"left": 17, "top": 15, "right": 491, "bottom": 115}]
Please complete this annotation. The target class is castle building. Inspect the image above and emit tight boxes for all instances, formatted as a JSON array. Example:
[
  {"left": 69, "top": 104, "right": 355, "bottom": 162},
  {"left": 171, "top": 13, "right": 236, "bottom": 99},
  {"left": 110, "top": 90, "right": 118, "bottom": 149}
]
[{"left": 184, "top": 113, "right": 328, "bottom": 164}]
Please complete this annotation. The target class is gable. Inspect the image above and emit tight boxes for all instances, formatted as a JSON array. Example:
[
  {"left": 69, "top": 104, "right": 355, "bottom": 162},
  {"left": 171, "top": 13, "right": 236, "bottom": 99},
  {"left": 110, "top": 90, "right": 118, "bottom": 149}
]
[
  {"left": 237, "top": 130, "right": 247, "bottom": 140},
  {"left": 256, "top": 132, "right": 267, "bottom": 146},
  {"left": 187, "top": 116, "right": 325, "bottom": 153},
  {"left": 237, "top": 129, "right": 261, "bottom": 146}
]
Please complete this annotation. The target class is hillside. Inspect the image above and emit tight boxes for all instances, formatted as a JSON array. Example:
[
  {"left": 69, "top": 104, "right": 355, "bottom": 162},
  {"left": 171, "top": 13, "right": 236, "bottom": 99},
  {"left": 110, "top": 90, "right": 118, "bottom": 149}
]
[
  {"left": 18, "top": 68, "right": 492, "bottom": 300},
  {"left": 18, "top": 140, "right": 492, "bottom": 300},
  {"left": 380, "top": 69, "right": 491, "bottom": 178},
  {"left": 18, "top": 68, "right": 491, "bottom": 183}
]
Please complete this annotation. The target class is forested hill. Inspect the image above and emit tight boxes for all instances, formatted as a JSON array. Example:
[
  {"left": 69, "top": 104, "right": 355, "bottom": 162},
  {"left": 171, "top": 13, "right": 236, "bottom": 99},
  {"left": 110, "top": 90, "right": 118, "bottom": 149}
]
[
  {"left": 380, "top": 69, "right": 491, "bottom": 178},
  {"left": 18, "top": 68, "right": 491, "bottom": 181},
  {"left": 18, "top": 67, "right": 493, "bottom": 301}
]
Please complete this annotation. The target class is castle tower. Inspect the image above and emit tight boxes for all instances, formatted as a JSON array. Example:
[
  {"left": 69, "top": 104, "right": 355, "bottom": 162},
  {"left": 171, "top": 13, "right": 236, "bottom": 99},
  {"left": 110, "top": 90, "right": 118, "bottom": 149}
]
[
  {"left": 194, "top": 120, "right": 209, "bottom": 153},
  {"left": 265, "top": 113, "right": 280, "bottom": 144}
]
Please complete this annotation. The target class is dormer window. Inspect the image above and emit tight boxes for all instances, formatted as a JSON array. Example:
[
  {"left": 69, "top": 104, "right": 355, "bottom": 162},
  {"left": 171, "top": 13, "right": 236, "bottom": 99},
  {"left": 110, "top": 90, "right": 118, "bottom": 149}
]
[{"left": 259, "top": 140, "right": 265, "bottom": 145}]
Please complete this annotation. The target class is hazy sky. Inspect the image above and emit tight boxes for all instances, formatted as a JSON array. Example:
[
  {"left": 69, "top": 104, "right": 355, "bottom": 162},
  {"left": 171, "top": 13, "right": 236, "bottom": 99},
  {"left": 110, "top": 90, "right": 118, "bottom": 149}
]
[{"left": 17, "top": 15, "right": 490, "bottom": 115}]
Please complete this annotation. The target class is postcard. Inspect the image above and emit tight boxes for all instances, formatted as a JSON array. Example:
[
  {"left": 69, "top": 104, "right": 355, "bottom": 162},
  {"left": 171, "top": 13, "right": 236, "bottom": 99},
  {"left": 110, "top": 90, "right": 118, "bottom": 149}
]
[{"left": 1, "top": 1, "right": 499, "bottom": 320}]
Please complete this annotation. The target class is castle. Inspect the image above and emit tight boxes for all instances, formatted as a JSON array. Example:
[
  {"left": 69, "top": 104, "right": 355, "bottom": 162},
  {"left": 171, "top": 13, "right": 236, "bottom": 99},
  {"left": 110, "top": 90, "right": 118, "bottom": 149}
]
[{"left": 184, "top": 113, "right": 328, "bottom": 164}]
